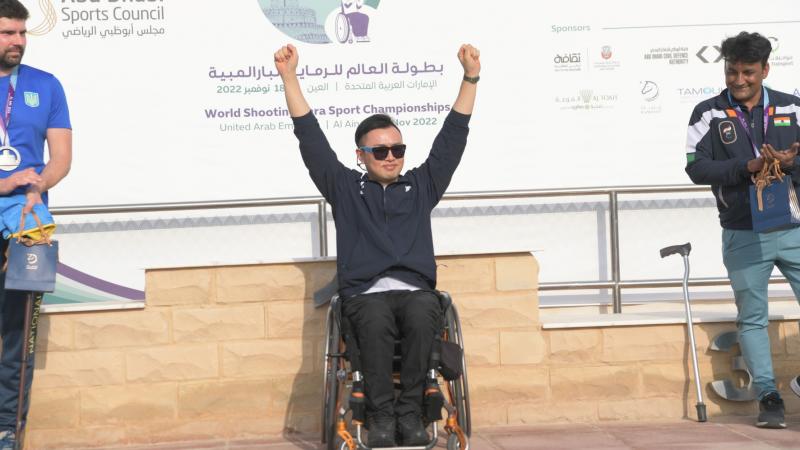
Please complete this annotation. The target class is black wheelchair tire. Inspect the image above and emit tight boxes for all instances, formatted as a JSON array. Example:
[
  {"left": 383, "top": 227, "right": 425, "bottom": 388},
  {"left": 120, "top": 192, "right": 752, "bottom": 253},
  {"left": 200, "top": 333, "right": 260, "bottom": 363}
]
[
  {"left": 445, "top": 303, "right": 471, "bottom": 437},
  {"left": 321, "top": 305, "right": 341, "bottom": 449}
]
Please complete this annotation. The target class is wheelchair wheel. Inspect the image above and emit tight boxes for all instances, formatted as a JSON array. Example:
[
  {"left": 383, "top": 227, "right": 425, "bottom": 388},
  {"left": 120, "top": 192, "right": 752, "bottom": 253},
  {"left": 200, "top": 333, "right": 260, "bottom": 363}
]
[
  {"left": 321, "top": 303, "right": 342, "bottom": 449},
  {"left": 334, "top": 13, "right": 350, "bottom": 43},
  {"left": 445, "top": 303, "right": 471, "bottom": 437}
]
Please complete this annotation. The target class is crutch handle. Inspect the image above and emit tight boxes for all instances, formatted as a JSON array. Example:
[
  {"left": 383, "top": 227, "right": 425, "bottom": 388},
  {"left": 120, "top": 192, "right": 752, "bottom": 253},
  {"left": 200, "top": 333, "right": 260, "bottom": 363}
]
[{"left": 659, "top": 242, "right": 692, "bottom": 258}]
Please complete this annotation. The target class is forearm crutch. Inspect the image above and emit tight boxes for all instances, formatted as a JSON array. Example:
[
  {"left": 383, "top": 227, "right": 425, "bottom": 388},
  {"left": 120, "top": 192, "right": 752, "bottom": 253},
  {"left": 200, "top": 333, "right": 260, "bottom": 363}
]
[{"left": 660, "top": 243, "right": 707, "bottom": 422}]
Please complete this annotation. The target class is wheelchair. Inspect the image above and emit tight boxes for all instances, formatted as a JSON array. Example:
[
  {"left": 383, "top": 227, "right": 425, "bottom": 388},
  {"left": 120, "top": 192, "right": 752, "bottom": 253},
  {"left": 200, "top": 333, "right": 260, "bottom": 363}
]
[
  {"left": 334, "top": 0, "right": 370, "bottom": 44},
  {"left": 321, "top": 291, "right": 471, "bottom": 450}
]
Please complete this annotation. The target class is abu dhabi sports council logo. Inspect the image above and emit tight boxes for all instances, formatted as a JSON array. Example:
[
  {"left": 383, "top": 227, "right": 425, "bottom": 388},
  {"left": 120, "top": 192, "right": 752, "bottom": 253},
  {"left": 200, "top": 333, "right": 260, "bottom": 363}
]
[
  {"left": 259, "top": 0, "right": 380, "bottom": 45},
  {"left": 23, "top": 0, "right": 57, "bottom": 36}
]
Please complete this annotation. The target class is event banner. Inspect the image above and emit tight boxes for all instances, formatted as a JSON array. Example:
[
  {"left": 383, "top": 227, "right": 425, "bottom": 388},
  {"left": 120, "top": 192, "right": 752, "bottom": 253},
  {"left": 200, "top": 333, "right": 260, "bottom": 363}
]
[{"left": 13, "top": 0, "right": 800, "bottom": 308}]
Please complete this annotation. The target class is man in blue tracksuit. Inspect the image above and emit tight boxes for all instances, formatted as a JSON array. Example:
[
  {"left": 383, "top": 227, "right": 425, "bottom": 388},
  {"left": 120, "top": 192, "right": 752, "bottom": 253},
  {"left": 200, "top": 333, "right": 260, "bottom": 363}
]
[
  {"left": 274, "top": 43, "right": 480, "bottom": 447},
  {"left": 0, "top": 1, "right": 72, "bottom": 448},
  {"left": 685, "top": 31, "right": 800, "bottom": 429}
]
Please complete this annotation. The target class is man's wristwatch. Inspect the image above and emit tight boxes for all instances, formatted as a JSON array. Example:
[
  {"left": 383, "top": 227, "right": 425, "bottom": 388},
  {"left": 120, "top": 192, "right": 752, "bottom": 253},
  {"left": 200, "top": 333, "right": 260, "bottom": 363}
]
[{"left": 463, "top": 74, "right": 480, "bottom": 84}]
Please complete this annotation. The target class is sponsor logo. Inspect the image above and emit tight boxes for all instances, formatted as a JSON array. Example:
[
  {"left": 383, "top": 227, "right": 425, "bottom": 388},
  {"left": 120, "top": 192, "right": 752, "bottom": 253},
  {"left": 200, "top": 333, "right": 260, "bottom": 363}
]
[
  {"left": 553, "top": 51, "right": 583, "bottom": 72},
  {"left": 259, "top": 0, "right": 380, "bottom": 45},
  {"left": 640, "top": 81, "right": 661, "bottom": 114},
  {"left": 696, "top": 45, "right": 723, "bottom": 63},
  {"left": 555, "top": 89, "right": 618, "bottom": 110},
  {"left": 26, "top": 253, "right": 38, "bottom": 265},
  {"left": 644, "top": 46, "right": 688, "bottom": 65},
  {"left": 677, "top": 86, "right": 723, "bottom": 103},
  {"left": 768, "top": 36, "right": 794, "bottom": 67},
  {"left": 593, "top": 45, "right": 620, "bottom": 71},
  {"left": 25, "top": 0, "right": 57, "bottom": 36},
  {"left": 719, "top": 120, "right": 737, "bottom": 144}
]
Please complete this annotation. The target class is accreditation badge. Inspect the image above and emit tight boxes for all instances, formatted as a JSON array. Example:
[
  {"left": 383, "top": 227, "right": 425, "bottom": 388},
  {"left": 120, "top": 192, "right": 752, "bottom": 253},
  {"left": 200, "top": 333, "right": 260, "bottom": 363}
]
[{"left": 0, "top": 145, "right": 21, "bottom": 171}]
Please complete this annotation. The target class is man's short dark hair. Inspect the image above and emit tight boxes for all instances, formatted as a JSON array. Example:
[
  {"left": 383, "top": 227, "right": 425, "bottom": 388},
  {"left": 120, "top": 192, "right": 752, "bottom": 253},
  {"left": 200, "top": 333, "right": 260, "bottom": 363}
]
[
  {"left": 720, "top": 31, "right": 771, "bottom": 66},
  {"left": 354, "top": 114, "right": 401, "bottom": 146}
]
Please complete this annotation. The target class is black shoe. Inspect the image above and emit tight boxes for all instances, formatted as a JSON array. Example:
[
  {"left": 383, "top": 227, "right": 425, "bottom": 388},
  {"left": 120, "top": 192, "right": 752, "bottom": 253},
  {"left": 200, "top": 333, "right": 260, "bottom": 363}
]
[
  {"left": 396, "top": 412, "right": 429, "bottom": 446},
  {"left": 366, "top": 414, "right": 396, "bottom": 448},
  {"left": 756, "top": 392, "right": 786, "bottom": 429},
  {"left": 791, "top": 375, "right": 800, "bottom": 398}
]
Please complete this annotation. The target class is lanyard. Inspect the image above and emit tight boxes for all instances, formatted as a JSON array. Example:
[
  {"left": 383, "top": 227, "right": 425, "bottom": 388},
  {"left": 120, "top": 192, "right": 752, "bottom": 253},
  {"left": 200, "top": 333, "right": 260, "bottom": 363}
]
[
  {"left": 0, "top": 66, "right": 19, "bottom": 148},
  {"left": 727, "top": 87, "right": 769, "bottom": 157}
]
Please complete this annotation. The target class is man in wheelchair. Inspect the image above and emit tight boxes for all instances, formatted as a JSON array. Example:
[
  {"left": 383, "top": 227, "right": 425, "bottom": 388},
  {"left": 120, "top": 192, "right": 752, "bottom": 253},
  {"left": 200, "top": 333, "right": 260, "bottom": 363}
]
[{"left": 273, "top": 43, "right": 480, "bottom": 447}]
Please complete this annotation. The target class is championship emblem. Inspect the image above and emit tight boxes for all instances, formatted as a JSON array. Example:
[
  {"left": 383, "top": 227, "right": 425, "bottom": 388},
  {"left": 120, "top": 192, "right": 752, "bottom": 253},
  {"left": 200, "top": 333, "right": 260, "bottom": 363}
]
[
  {"left": 719, "top": 120, "right": 737, "bottom": 144},
  {"left": 24, "top": 91, "right": 39, "bottom": 108}
]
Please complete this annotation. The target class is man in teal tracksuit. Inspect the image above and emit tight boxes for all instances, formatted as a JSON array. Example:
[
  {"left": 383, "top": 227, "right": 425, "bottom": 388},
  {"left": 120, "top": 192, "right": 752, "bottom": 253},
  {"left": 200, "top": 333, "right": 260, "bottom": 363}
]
[{"left": 685, "top": 31, "right": 800, "bottom": 429}]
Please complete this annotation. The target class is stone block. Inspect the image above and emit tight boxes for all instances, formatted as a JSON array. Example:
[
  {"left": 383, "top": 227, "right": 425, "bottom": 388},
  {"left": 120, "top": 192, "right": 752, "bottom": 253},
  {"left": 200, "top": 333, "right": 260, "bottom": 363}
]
[
  {"left": 436, "top": 256, "right": 495, "bottom": 294},
  {"left": 551, "top": 365, "right": 639, "bottom": 400},
  {"left": 508, "top": 400, "right": 598, "bottom": 424},
  {"left": 81, "top": 383, "right": 178, "bottom": 425},
  {"left": 73, "top": 310, "right": 170, "bottom": 349},
  {"left": 222, "top": 339, "right": 314, "bottom": 378},
  {"left": 468, "top": 366, "right": 548, "bottom": 405},
  {"left": 462, "top": 329, "right": 499, "bottom": 366},
  {"left": 269, "top": 373, "right": 322, "bottom": 413},
  {"left": 455, "top": 292, "right": 538, "bottom": 329},
  {"left": 125, "top": 420, "right": 229, "bottom": 445},
  {"left": 27, "top": 388, "right": 80, "bottom": 429},
  {"left": 602, "top": 325, "right": 687, "bottom": 362},
  {"left": 26, "top": 427, "right": 127, "bottom": 450},
  {"left": 267, "top": 300, "right": 326, "bottom": 338},
  {"left": 126, "top": 344, "right": 219, "bottom": 382},
  {"left": 34, "top": 350, "right": 125, "bottom": 388},
  {"left": 495, "top": 253, "right": 539, "bottom": 292},
  {"left": 178, "top": 380, "right": 272, "bottom": 419},
  {"left": 35, "top": 315, "right": 73, "bottom": 352},
  {"left": 173, "top": 305, "right": 265, "bottom": 342},
  {"left": 468, "top": 403, "right": 508, "bottom": 427},
  {"left": 146, "top": 268, "right": 213, "bottom": 306},
  {"left": 641, "top": 363, "right": 692, "bottom": 397},
  {"left": 781, "top": 321, "right": 800, "bottom": 356},
  {"left": 500, "top": 330, "right": 546, "bottom": 365},
  {"left": 548, "top": 328, "right": 602, "bottom": 364},
  {"left": 216, "top": 262, "right": 335, "bottom": 303},
  {"left": 598, "top": 397, "right": 687, "bottom": 421}
]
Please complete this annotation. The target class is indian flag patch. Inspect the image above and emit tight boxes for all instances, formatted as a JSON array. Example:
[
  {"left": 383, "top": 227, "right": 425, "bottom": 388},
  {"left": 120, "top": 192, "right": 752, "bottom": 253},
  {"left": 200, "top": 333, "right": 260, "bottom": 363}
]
[{"left": 774, "top": 116, "right": 791, "bottom": 127}]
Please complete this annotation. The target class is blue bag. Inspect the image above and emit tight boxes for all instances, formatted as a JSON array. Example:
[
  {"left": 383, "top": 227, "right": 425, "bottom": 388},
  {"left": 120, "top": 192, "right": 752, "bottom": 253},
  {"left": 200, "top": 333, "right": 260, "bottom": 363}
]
[
  {"left": 749, "top": 174, "right": 800, "bottom": 233},
  {"left": 4, "top": 212, "right": 58, "bottom": 292}
]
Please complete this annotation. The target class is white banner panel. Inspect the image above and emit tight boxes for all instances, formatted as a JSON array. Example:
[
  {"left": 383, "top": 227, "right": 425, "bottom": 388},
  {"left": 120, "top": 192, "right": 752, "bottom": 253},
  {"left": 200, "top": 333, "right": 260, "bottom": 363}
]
[{"left": 14, "top": 0, "right": 800, "bottom": 308}]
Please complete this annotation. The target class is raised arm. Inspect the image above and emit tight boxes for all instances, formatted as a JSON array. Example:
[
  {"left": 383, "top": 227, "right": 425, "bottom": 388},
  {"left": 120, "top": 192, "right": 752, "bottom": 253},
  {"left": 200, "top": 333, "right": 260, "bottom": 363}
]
[
  {"left": 274, "top": 44, "right": 311, "bottom": 118},
  {"left": 452, "top": 44, "right": 481, "bottom": 115}
]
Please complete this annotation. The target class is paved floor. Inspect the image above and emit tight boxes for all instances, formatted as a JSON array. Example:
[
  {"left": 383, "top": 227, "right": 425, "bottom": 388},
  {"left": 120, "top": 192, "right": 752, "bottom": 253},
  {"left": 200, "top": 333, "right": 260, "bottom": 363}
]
[{"left": 70, "top": 416, "right": 800, "bottom": 450}]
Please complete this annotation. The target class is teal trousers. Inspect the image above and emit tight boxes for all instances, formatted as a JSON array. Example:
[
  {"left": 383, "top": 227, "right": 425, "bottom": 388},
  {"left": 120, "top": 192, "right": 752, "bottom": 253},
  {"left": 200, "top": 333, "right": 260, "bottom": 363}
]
[{"left": 722, "top": 227, "right": 800, "bottom": 399}]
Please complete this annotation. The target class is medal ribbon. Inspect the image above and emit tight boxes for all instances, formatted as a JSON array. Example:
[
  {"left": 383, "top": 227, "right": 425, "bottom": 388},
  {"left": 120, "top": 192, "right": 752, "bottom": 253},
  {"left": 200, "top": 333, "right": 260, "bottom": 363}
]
[
  {"left": 0, "top": 66, "right": 19, "bottom": 148},
  {"left": 728, "top": 87, "right": 769, "bottom": 157}
]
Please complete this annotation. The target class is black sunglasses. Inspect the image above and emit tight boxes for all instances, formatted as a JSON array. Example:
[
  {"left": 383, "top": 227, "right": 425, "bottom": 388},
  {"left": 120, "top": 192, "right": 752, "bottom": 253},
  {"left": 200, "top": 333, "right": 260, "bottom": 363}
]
[{"left": 358, "top": 144, "right": 406, "bottom": 160}]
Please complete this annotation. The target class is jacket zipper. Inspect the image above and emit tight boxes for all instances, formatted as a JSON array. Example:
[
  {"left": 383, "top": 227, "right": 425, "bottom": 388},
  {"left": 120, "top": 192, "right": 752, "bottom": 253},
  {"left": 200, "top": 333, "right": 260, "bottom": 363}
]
[{"left": 717, "top": 186, "right": 729, "bottom": 208}]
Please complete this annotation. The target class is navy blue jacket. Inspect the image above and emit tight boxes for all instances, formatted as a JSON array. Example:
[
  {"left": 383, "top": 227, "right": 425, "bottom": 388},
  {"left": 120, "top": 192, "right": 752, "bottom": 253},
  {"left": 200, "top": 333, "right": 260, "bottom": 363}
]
[
  {"left": 685, "top": 87, "right": 800, "bottom": 229},
  {"left": 293, "top": 110, "right": 470, "bottom": 297}
]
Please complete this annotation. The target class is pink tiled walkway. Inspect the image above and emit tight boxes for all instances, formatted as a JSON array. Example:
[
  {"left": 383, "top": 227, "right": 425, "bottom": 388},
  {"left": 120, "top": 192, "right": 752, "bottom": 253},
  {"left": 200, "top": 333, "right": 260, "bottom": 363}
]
[{"left": 60, "top": 416, "right": 800, "bottom": 450}]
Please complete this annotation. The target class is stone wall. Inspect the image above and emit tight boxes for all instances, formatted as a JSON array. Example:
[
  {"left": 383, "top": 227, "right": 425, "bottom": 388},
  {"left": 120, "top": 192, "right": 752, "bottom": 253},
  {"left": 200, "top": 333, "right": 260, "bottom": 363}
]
[{"left": 21, "top": 252, "right": 800, "bottom": 448}]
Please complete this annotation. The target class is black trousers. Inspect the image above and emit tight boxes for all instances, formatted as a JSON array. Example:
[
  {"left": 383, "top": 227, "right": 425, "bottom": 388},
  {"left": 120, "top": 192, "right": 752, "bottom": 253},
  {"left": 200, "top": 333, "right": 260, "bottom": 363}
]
[
  {"left": 341, "top": 289, "right": 441, "bottom": 418},
  {"left": 0, "top": 239, "right": 41, "bottom": 431}
]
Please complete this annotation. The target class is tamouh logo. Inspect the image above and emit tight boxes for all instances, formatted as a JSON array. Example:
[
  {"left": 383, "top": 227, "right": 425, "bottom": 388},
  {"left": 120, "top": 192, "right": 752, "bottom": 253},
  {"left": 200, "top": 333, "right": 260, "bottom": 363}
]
[
  {"left": 258, "top": 0, "right": 380, "bottom": 44},
  {"left": 23, "top": 0, "right": 58, "bottom": 36}
]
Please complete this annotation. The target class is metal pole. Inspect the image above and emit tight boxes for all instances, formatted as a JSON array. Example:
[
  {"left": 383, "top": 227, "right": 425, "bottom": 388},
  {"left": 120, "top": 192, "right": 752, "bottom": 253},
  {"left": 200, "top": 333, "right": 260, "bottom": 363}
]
[
  {"left": 608, "top": 191, "right": 622, "bottom": 313},
  {"left": 318, "top": 200, "right": 328, "bottom": 258},
  {"left": 681, "top": 255, "right": 707, "bottom": 421}
]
